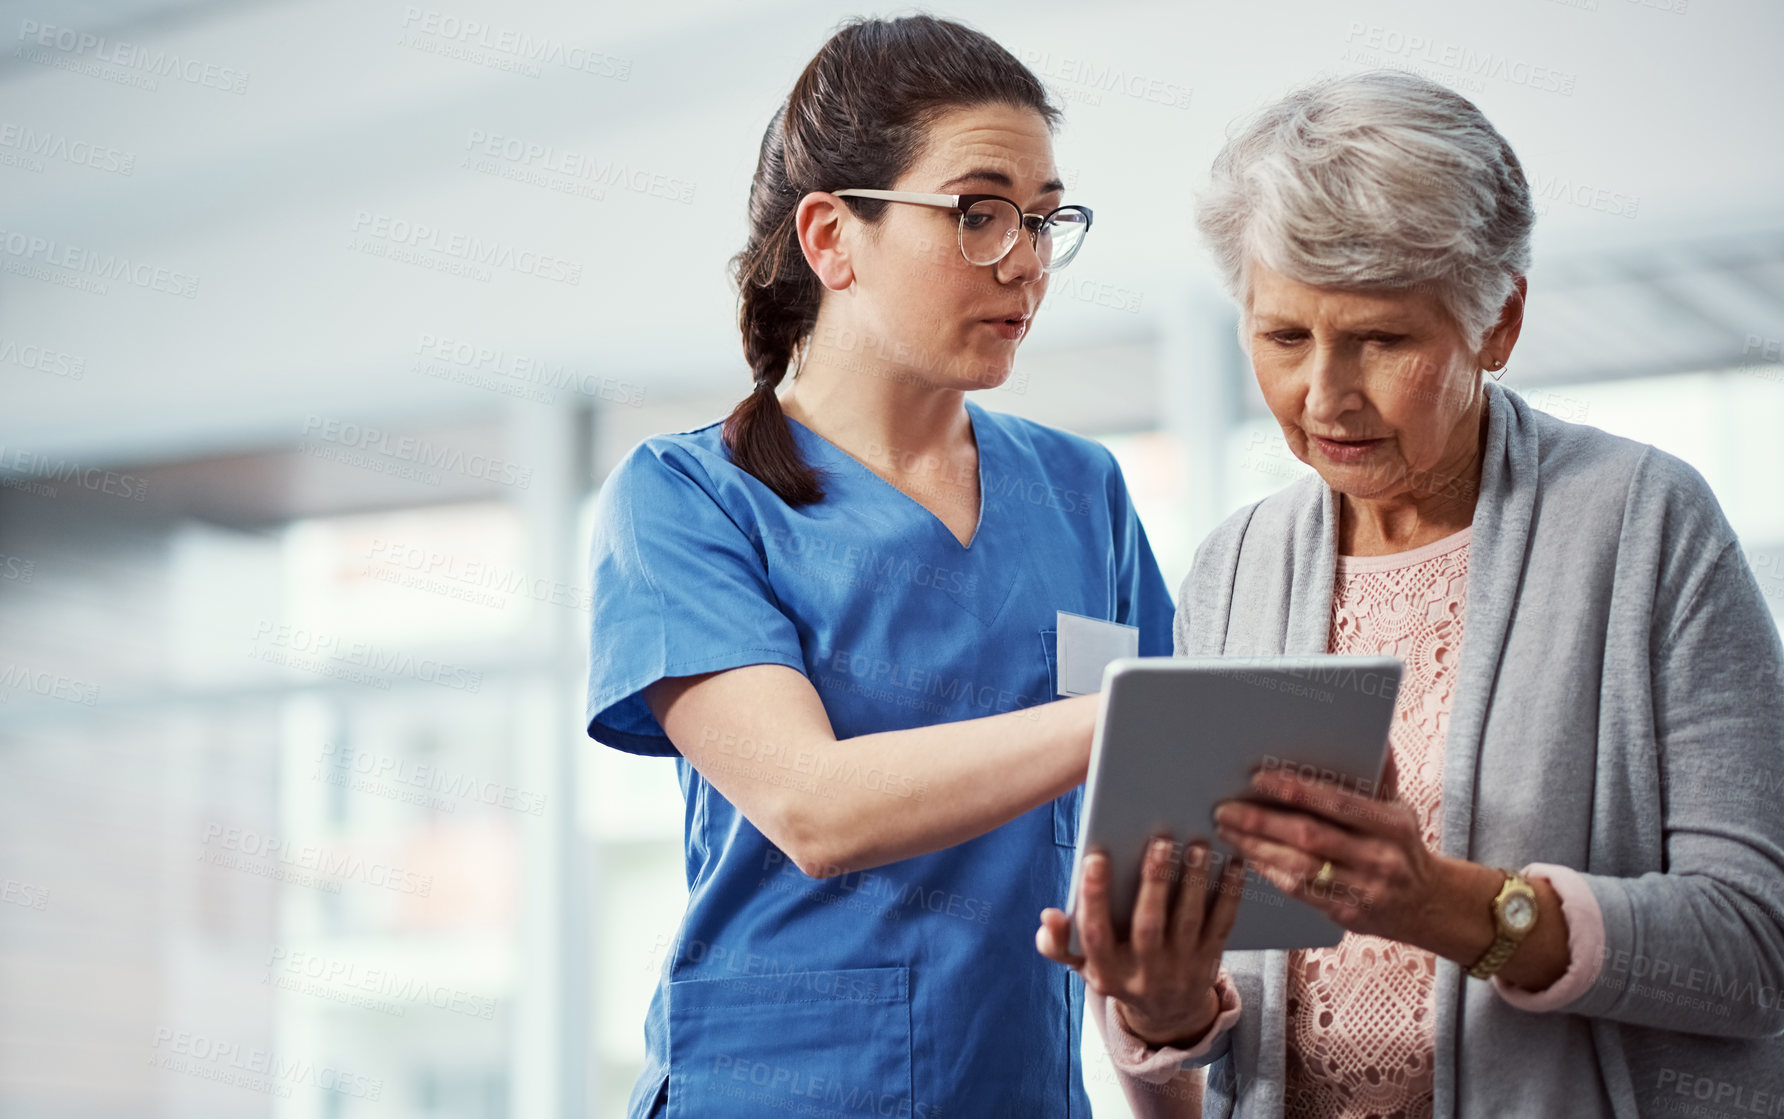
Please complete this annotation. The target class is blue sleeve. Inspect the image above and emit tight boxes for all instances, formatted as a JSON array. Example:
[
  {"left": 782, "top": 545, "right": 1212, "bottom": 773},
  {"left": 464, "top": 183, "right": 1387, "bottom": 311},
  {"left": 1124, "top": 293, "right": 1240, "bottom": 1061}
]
[
  {"left": 1106, "top": 451, "right": 1175, "bottom": 656},
  {"left": 584, "top": 440, "right": 808, "bottom": 757}
]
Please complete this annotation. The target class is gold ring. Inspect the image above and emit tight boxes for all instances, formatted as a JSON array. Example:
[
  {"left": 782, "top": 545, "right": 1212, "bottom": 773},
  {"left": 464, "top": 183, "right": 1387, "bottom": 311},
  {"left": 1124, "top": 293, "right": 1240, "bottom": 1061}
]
[{"left": 1312, "top": 859, "right": 1335, "bottom": 888}]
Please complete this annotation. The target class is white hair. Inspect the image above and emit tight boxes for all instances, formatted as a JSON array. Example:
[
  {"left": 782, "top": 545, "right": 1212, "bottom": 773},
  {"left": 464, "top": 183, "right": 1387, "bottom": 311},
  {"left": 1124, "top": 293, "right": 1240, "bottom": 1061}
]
[{"left": 1197, "top": 69, "right": 1535, "bottom": 349}]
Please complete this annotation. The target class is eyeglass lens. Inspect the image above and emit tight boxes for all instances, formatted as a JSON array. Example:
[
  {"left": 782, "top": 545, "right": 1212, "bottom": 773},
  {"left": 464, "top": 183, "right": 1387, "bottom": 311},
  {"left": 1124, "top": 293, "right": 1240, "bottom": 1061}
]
[{"left": 959, "top": 199, "right": 1088, "bottom": 271}]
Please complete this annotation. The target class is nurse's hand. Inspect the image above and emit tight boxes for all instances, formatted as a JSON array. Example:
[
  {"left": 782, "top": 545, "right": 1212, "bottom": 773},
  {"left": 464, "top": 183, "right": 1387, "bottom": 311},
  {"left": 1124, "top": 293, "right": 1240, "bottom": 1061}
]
[{"left": 1036, "top": 838, "right": 1247, "bottom": 1048}]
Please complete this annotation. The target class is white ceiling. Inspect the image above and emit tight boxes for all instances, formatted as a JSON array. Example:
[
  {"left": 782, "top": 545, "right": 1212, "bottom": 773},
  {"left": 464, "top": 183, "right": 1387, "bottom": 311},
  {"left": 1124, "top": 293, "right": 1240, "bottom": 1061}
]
[{"left": 4, "top": 0, "right": 1782, "bottom": 470}]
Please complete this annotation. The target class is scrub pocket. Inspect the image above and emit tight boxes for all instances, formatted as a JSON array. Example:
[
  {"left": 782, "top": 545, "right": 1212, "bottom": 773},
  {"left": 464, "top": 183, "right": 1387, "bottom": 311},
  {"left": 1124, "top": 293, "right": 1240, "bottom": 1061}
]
[
  {"left": 1040, "top": 626, "right": 1083, "bottom": 850},
  {"left": 666, "top": 966, "right": 913, "bottom": 1119}
]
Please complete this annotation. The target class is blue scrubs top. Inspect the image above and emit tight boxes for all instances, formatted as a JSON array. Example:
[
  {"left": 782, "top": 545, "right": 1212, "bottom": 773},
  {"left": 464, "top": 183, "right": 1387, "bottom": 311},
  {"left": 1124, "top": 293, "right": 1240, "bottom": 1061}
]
[{"left": 587, "top": 398, "right": 1174, "bottom": 1118}]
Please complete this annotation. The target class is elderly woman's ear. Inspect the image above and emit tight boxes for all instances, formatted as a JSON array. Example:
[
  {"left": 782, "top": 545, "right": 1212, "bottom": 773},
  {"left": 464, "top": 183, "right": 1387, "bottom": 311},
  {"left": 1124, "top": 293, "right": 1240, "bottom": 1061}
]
[{"left": 1480, "top": 276, "right": 1529, "bottom": 373}]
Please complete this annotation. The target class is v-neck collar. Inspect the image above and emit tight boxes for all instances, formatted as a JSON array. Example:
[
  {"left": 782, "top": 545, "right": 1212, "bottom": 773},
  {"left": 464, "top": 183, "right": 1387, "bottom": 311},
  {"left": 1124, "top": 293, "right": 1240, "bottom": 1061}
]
[{"left": 782, "top": 399, "right": 991, "bottom": 551}]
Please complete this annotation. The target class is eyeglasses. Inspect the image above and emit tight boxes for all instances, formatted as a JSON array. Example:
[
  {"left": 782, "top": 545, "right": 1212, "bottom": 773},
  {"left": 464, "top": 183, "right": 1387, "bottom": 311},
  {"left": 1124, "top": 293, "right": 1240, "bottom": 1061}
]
[{"left": 831, "top": 189, "right": 1092, "bottom": 273}]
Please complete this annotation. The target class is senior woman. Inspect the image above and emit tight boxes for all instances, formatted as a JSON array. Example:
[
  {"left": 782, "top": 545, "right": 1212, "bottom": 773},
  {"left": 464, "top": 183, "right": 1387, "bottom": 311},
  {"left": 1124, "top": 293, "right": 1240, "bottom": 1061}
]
[{"left": 1038, "top": 69, "right": 1784, "bottom": 1117}]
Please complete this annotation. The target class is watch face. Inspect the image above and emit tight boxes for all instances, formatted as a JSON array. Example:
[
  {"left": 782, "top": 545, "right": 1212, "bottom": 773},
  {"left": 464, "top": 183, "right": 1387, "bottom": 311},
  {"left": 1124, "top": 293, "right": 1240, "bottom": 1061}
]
[{"left": 1504, "top": 894, "right": 1536, "bottom": 931}]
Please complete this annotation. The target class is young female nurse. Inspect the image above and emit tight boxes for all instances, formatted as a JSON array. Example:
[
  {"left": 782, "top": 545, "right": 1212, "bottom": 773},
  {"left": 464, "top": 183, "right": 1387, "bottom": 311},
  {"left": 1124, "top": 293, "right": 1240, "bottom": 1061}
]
[{"left": 586, "top": 16, "right": 1238, "bottom": 1118}]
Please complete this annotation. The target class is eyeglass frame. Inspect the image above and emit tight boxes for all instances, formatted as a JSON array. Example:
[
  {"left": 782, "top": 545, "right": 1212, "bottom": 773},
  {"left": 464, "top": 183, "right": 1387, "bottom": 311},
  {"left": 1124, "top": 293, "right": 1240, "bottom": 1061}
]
[{"left": 830, "top": 188, "right": 1093, "bottom": 272}]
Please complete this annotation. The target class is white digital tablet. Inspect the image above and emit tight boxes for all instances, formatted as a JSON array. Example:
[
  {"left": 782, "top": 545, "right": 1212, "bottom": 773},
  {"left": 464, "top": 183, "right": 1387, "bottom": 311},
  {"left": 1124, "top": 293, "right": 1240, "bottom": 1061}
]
[{"left": 1065, "top": 655, "right": 1404, "bottom": 955}]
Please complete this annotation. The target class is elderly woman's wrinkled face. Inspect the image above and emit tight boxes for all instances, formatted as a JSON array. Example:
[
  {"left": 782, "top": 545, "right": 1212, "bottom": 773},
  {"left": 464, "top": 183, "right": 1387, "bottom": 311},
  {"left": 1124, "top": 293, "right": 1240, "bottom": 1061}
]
[{"left": 1247, "top": 259, "right": 1487, "bottom": 503}]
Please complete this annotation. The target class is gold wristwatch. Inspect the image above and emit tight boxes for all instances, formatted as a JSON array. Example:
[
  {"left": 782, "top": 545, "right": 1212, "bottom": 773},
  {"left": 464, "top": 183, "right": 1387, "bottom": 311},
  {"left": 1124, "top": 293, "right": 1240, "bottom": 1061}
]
[{"left": 1467, "top": 869, "right": 1537, "bottom": 980}]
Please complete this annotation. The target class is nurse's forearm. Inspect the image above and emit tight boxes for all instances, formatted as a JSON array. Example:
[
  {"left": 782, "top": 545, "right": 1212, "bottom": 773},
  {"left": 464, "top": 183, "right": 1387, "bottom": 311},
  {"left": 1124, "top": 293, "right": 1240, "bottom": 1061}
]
[
  {"left": 648, "top": 664, "right": 1100, "bottom": 877},
  {"left": 819, "top": 694, "right": 1101, "bottom": 874}
]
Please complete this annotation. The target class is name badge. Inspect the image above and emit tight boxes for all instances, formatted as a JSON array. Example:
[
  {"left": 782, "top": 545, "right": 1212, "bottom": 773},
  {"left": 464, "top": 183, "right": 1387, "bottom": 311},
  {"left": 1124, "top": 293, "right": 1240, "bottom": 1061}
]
[{"left": 1056, "top": 610, "right": 1138, "bottom": 696}]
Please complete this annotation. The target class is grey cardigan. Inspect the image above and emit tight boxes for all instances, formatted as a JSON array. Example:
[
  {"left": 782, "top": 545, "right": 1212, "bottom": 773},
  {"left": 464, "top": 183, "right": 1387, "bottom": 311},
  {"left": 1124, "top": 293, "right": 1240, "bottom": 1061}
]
[{"left": 1166, "top": 382, "right": 1784, "bottom": 1117}]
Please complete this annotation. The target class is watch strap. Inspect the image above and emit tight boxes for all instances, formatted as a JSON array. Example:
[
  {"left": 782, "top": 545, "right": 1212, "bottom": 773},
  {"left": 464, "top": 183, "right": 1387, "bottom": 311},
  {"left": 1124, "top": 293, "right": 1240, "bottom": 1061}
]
[
  {"left": 1468, "top": 933, "right": 1522, "bottom": 980},
  {"left": 1468, "top": 869, "right": 1534, "bottom": 980}
]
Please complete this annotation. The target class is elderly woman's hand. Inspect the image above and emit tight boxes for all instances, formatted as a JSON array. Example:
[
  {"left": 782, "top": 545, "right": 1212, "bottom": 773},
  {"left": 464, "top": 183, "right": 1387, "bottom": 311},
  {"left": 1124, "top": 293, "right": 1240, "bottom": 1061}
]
[
  {"left": 1213, "top": 768, "right": 1574, "bottom": 988},
  {"left": 1213, "top": 768, "right": 1443, "bottom": 940},
  {"left": 1036, "top": 837, "right": 1248, "bottom": 1047}
]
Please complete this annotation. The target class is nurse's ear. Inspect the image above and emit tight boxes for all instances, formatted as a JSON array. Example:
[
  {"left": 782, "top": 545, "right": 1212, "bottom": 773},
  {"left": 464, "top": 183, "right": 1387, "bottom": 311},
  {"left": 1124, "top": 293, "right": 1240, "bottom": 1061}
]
[{"left": 794, "top": 191, "right": 859, "bottom": 293}]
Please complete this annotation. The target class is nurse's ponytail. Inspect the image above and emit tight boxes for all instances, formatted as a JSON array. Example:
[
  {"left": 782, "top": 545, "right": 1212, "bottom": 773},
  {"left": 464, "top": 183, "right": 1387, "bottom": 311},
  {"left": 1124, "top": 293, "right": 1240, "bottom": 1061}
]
[
  {"left": 723, "top": 15, "right": 1061, "bottom": 506},
  {"left": 726, "top": 107, "right": 825, "bottom": 506}
]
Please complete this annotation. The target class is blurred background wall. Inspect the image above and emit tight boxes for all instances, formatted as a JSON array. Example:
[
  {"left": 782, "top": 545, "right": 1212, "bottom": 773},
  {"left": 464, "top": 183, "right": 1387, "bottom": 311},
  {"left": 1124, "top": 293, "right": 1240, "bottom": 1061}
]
[{"left": 1, "top": 0, "right": 1781, "bottom": 1115}]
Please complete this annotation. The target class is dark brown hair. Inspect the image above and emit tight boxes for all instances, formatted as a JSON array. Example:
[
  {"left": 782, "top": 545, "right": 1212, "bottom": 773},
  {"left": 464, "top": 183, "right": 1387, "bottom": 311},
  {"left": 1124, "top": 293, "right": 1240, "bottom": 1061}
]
[{"left": 722, "top": 14, "right": 1061, "bottom": 505}]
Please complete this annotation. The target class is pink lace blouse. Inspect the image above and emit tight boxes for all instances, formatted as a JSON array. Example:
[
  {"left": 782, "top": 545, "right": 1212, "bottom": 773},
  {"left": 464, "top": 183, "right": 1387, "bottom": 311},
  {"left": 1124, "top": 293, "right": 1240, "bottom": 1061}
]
[
  {"left": 1282, "top": 525, "right": 1473, "bottom": 1118},
  {"left": 1088, "top": 524, "right": 1610, "bottom": 1119}
]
